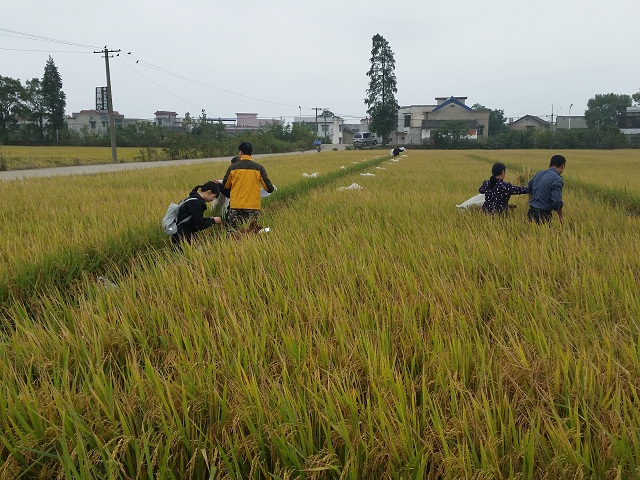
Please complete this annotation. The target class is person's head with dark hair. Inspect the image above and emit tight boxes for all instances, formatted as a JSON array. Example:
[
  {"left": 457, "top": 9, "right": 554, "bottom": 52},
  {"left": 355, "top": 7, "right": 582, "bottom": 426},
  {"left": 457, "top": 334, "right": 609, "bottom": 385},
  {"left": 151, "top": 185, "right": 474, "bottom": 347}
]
[
  {"left": 488, "top": 162, "right": 507, "bottom": 189},
  {"left": 231, "top": 156, "right": 240, "bottom": 164},
  {"left": 190, "top": 181, "right": 220, "bottom": 202},
  {"left": 238, "top": 142, "right": 253, "bottom": 156},
  {"left": 549, "top": 155, "right": 566, "bottom": 169}
]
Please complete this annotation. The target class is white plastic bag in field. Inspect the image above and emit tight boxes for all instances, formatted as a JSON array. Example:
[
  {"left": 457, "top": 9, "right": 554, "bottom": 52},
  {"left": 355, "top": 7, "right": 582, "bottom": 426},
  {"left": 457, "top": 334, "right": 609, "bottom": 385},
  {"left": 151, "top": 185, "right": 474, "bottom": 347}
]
[
  {"left": 302, "top": 172, "right": 319, "bottom": 178},
  {"left": 338, "top": 183, "right": 363, "bottom": 191},
  {"left": 456, "top": 194, "right": 485, "bottom": 209}
]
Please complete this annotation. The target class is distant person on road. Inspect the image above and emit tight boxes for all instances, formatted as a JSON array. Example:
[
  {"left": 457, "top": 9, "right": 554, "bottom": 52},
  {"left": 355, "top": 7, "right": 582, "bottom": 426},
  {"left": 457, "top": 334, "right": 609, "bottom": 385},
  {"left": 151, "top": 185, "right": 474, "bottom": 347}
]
[
  {"left": 172, "top": 181, "right": 222, "bottom": 247},
  {"left": 222, "top": 142, "right": 275, "bottom": 231},
  {"left": 478, "top": 162, "right": 528, "bottom": 214},
  {"left": 527, "top": 155, "right": 566, "bottom": 224}
]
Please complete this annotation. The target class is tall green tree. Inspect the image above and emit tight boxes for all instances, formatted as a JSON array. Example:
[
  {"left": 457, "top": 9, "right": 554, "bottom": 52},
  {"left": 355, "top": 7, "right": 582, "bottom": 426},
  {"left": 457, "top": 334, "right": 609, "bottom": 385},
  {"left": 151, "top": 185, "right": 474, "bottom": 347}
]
[
  {"left": 472, "top": 103, "right": 507, "bottom": 136},
  {"left": 0, "top": 75, "right": 25, "bottom": 144},
  {"left": 365, "top": 34, "right": 399, "bottom": 146},
  {"left": 633, "top": 89, "right": 640, "bottom": 106},
  {"left": 24, "top": 78, "right": 45, "bottom": 140},
  {"left": 488, "top": 109, "right": 508, "bottom": 135},
  {"left": 585, "top": 93, "right": 631, "bottom": 130},
  {"left": 41, "top": 56, "right": 66, "bottom": 140},
  {"left": 432, "top": 120, "right": 469, "bottom": 148}
]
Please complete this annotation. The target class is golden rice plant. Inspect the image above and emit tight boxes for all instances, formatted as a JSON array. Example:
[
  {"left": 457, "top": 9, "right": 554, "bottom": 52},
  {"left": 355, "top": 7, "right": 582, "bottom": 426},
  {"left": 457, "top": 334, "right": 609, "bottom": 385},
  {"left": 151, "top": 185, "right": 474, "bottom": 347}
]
[
  {"left": 474, "top": 149, "right": 640, "bottom": 195},
  {"left": 0, "top": 146, "right": 151, "bottom": 170},
  {"left": 1, "top": 150, "right": 639, "bottom": 478},
  {"left": 0, "top": 150, "right": 380, "bottom": 308}
]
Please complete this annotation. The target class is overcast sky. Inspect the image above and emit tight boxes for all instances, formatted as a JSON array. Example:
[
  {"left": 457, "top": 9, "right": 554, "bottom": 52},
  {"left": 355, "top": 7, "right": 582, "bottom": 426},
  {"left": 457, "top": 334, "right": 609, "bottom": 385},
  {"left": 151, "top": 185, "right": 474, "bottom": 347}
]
[{"left": 2, "top": 0, "right": 638, "bottom": 124}]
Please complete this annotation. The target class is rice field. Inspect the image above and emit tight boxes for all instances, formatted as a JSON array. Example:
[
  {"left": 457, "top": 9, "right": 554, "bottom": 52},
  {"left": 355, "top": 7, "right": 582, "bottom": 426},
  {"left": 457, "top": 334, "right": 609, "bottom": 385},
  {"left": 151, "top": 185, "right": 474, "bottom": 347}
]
[
  {"left": 1, "top": 149, "right": 639, "bottom": 479},
  {"left": 0, "top": 146, "right": 156, "bottom": 170}
]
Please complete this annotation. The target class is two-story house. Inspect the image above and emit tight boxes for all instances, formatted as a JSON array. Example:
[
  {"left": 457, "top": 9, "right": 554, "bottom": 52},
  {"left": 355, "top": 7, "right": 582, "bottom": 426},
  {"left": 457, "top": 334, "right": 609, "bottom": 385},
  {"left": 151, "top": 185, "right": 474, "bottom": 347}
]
[{"left": 395, "top": 96, "right": 490, "bottom": 145}]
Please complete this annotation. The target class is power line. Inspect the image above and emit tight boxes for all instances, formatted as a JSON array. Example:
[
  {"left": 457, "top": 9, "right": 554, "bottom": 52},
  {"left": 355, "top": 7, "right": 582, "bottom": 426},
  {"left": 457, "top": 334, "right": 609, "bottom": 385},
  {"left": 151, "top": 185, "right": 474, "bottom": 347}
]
[
  {"left": 119, "top": 56, "right": 292, "bottom": 113},
  {"left": 0, "top": 27, "right": 100, "bottom": 50},
  {"left": 1, "top": 26, "right": 366, "bottom": 119},
  {"left": 117, "top": 57, "right": 201, "bottom": 111},
  {"left": 0, "top": 47, "right": 92, "bottom": 53},
  {"left": 124, "top": 54, "right": 301, "bottom": 110}
]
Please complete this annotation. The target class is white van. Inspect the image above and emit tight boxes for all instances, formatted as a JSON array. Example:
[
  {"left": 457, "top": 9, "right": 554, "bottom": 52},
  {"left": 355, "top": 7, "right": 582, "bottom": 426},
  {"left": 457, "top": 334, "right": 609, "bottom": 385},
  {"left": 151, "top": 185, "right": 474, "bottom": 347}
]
[{"left": 353, "top": 132, "right": 377, "bottom": 147}]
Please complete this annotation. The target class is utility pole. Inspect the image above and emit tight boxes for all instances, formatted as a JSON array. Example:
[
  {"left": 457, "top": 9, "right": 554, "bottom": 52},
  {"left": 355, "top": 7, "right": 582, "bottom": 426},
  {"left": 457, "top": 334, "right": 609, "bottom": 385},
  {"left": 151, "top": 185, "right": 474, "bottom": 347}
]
[
  {"left": 312, "top": 107, "right": 323, "bottom": 139},
  {"left": 94, "top": 47, "right": 120, "bottom": 163},
  {"left": 569, "top": 103, "right": 573, "bottom": 130},
  {"left": 323, "top": 110, "right": 328, "bottom": 143}
]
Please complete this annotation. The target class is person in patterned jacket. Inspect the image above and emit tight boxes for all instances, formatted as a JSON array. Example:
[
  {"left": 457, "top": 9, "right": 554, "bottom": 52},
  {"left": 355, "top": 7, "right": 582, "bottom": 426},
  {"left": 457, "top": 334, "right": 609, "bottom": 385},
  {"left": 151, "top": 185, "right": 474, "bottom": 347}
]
[{"left": 478, "top": 162, "right": 528, "bottom": 214}]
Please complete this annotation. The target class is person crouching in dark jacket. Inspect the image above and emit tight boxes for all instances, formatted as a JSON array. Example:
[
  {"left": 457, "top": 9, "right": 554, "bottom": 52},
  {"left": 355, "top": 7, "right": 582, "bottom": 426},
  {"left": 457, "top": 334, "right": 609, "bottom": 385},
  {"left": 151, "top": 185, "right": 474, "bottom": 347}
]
[{"left": 172, "top": 181, "right": 223, "bottom": 247}]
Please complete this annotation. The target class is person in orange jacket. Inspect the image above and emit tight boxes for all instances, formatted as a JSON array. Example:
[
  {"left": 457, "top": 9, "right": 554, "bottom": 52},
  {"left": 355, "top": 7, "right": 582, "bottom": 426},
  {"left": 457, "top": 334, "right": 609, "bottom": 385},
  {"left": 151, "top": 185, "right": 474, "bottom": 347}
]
[{"left": 221, "top": 142, "right": 275, "bottom": 231}]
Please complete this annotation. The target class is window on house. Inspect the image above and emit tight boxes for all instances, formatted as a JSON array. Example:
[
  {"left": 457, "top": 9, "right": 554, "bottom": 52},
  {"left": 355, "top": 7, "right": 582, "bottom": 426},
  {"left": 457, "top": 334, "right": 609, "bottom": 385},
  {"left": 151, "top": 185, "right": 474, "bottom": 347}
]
[
  {"left": 477, "top": 127, "right": 484, "bottom": 136},
  {"left": 157, "top": 119, "right": 163, "bottom": 126},
  {"left": 404, "top": 115, "right": 411, "bottom": 128},
  {"left": 102, "top": 121, "right": 107, "bottom": 128},
  {"left": 90, "top": 121, "right": 96, "bottom": 129}
]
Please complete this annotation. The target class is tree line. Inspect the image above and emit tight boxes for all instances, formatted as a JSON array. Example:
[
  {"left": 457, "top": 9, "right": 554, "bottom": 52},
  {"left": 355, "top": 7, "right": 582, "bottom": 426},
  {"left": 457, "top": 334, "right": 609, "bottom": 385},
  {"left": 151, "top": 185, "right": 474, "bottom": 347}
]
[
  {"left": 0, "top": 56, "right": 66, "bottom": 144},
  {"left": 60, "top": 110, "right": 316, "bottom": 159},
  {"left": 3, "top": 52, "right": 639, "bottom": 151},
  {"left": 0, "top": 57, "right": 317, "bottom": 155}
]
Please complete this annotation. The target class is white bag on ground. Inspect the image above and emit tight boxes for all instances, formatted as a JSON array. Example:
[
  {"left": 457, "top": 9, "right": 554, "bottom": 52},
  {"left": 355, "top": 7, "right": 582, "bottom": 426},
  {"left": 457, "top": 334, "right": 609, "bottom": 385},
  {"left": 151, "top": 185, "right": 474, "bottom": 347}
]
[
  {"left": 338, "top": 183, "right": 363, "bottom": 191},
  {"left": 456, "top": 194, "right": 485, "bottom": 209}
]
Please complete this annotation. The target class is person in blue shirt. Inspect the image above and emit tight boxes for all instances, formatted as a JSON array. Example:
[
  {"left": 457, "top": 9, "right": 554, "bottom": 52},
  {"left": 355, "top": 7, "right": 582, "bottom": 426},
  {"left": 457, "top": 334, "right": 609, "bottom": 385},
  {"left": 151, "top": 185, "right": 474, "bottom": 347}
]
[
  {"left": 527, "top": 155, "right": 566, "bottom": 224},
  {"left": 479, "top": 162, "right": 528, "bottom": 214}
]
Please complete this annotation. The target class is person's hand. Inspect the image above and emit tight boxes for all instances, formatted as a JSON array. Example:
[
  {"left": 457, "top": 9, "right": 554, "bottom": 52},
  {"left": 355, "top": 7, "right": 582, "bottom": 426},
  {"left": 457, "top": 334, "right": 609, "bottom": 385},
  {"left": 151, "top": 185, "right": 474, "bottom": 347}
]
[{"left": 213, "top": 217, "right": 222, "bottom": 224}]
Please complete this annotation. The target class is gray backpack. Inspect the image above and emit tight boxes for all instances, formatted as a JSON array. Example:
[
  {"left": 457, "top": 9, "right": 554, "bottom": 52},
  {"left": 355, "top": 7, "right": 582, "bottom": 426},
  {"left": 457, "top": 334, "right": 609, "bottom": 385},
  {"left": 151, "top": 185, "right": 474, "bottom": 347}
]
[{"left": 161, "top": 197, "right": 198, "bottom": 235}]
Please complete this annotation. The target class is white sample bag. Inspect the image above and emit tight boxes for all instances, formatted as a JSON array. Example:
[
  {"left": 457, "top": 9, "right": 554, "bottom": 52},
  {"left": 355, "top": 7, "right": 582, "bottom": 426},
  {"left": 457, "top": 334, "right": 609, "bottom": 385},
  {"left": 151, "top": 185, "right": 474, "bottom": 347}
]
[{"left": 456, "top": 194, "right": 485, "bottom": 210}]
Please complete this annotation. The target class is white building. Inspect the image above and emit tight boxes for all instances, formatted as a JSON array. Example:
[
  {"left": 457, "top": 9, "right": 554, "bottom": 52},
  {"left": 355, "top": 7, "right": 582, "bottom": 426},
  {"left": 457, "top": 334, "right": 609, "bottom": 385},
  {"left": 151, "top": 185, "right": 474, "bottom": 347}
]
[
  {"left": 67, "top": 109, "right": 124, "bottom": 133},
  {"left": 294, "top": 115, "right": 345, "bottom": 144}
]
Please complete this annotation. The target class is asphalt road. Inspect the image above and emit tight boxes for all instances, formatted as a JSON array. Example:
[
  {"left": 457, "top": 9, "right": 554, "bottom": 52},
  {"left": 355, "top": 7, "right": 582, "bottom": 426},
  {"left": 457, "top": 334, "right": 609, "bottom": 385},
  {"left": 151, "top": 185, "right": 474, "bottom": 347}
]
[{"left": 0, "top": 147, "right": 348, "bottom": 181}]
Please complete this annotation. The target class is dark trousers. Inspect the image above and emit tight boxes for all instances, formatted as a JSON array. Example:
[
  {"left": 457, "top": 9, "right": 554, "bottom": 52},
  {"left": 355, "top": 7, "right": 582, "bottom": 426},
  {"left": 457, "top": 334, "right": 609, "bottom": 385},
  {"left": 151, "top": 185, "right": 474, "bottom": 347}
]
[
  {"left": 527, "top": 207, "right": 553, "bottom": 224},
  {"left": 227, "top": 208, "right": 261, "bottom": 231}
]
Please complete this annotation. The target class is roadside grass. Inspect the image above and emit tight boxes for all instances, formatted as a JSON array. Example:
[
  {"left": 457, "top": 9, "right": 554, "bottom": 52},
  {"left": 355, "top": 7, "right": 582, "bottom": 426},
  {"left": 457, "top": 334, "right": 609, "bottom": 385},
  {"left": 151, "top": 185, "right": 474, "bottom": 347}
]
[{"left": 1, "top": 150, "right": 640, "bottom": 477}]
